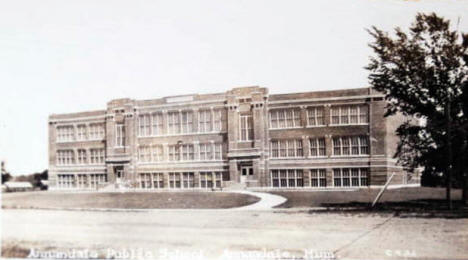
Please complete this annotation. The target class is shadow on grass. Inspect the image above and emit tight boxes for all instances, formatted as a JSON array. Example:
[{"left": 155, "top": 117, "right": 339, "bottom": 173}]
[{"left": 311, "top": 199, "right": 468, "bottom": 219}]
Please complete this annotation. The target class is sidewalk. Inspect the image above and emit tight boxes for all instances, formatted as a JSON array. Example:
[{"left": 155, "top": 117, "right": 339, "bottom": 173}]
[{"left": 228, "top": 190, "right": 287, "bottom": 210}]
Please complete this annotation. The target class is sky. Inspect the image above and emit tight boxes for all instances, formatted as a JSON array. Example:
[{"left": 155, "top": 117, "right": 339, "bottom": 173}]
[{"left": 0, "top": 0, "right": 467, "bottom": 175}]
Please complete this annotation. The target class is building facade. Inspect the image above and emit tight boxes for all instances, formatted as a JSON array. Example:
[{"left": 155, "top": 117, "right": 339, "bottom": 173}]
[{"left": 48, "top": 86, "right": 410, "bottom": 190}]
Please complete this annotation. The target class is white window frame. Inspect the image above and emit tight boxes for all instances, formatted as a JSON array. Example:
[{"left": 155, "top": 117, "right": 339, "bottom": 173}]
[
  {"left": 76, "top": 125, "right": 87, "bottom": 141},
  {"left": 309, "top": 169, "right": 327, "bottom": 187},
  {"left": 270, "top": 139, "right": 303, "bottom": 158},
  {"left": 198, "top": 110, "right": 212, "bottom": 133},
  {"left": 239, "top": 115, "right": 253, "bottom": 141},
  {"left": 270, "top": 169, "right": 304, "bottom": 188},
  {"left": 115, "top": 124, "right": 125, "bottom": 147},
  {"left": 333, "top": 168, "right": 369, "bottom": 187},
  {"left": 309, "top": 138, "right": 326, "bottom": 157},
  {"left": 332, "top": 136, "right": 370, "bottom": 156},
  {"left": 77, "top": 149, "right": 87, "bottom": 164},
  {"left": 330, "top": 105, "right": 369, "bottom": 125},
  {"left": 306, "top": 107, "right": 325, "bottom": 126},
  {"left": 269, "top": 108, "right": 301, "bottom": 129}
]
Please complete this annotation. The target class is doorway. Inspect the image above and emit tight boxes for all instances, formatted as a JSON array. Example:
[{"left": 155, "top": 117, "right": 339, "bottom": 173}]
[
  {"left": 240, "top": 166, "right": 253, "bottom": 183},
  {"left": 114, "top": 166, "right": 124, "bottom": 184}
]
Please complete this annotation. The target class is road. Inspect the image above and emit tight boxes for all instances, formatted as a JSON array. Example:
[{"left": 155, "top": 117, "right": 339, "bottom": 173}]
[{"left": 2, "top": 209, "right": 468, "bottom": 259}]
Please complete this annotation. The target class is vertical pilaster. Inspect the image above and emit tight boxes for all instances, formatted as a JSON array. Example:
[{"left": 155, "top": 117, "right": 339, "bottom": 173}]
[
  {"left": 192, "top": 108, "right": 199, "bottom": 133},
  {"left": 324, "top": 104, "right": 331, "bottom": 126},
  {"left": 300, "top": 106, "right": 308, "bottom": 127},
  {"left": 302, "top": 135, "right": 310, "bottom": 158},
  {"left": 193, "top": 141, "right": 200, "bottom": 161},
  {"left": 326, "top": 134, "right": 333, "bottom": 157},
  {"left": 229, "top": 160, "right": 238, "bottom": 182},
  {"left": 162, "top": 110, "right": 167, "bottom": 135}
]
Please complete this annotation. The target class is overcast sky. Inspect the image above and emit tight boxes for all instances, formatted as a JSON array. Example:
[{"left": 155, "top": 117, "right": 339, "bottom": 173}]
[{"left": 1, "top": 0, "right": 467, "bottom": 175}]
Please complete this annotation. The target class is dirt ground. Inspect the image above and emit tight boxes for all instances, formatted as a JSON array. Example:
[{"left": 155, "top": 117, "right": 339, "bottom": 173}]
[{"left": 2, "top": 209, "right": 467, "bottom": 260}]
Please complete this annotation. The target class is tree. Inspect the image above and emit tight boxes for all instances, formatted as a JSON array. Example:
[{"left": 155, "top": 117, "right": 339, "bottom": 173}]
[
  {"left": 366, "top": 13, "right": 468, "bottom": 207},
  {"left": 1, "top": 161, "right": 12, "bottom": 184}
]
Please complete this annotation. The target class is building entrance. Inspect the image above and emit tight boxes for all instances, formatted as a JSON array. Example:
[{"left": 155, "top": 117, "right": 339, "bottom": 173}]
[
  {"left": 114, "top": 166, "right": 124, "bottom": 184},
  {"left": 240, "top": 166, "right": 253, "bottom": 183}
]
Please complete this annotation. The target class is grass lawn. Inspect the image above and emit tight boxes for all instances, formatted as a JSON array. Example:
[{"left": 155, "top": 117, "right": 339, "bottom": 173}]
[
  {"left": 270, "top": 187, "right": 464, "bottom": 211},
  {"left": 1, "top": 191, "right": 260, "bottom": 209}
]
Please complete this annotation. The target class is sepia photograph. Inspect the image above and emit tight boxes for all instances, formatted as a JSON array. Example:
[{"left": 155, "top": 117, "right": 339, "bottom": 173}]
[{"left": 1, "top": 0, "right": 468, "bottom": 259}]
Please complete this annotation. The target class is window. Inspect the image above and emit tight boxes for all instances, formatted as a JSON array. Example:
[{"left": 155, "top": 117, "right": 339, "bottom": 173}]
[
  {"left": 307, "top": 107, "right": 324, "bottom": 126},
  {"left": 151, "top": 145, "right": 164, "bottom": 162},
  {"left": 168, "top": 172, "right": 181, "bottom": 188},
  {"left": 138, "top": 146, "right": 151, "bottom": 162},
  {"left": 153, "top": 173, "right": 164, "bottom": 188},
  {"left": 331, "top": 107, "right": 340, "bottom": 125},
  {"left": 89, "top": 123, "right": 105, "bottom": 140},
  {"left": 169, "top": 172, "right": 194, "bottom": 189},
  {"left": 140, "top": 173, "right": 152, "bottom": 189},
  {"left": 198, "top": 110, "right": 212, "bottom": 133},
  {"left": 269, "top": 109, "right": 301, "bottom": 129},
  {"left": 167, "top": 112, "right": 180, "bottom": 134},
  {"left": 309, "top": 138, "right": 326, "bottom": 157},
  {"left": 333, "top": 168, "right": 369, "bottom": 187},
  {"left": 182, "top": 172, "right": 195, "bottom": 188},
  {"left": 57, "top": 150, "right": 75, "bottom": 165},
  {"left": 270, "top": 140, "right": 303, "bottom": 158},
  {"left": 77, "top": 149, "right": 87, "bottom": 164},
  {"left": 359, "top": 105, "right": 369, "bottom": 123},
  {"left": 152, "top": 113, "right": 163, "bottom": 135},
  {"left": 140, "top": 172, "right": 164, "bottom": 189},
  {"left": 77, "top": 174, "right": 88, "bottom": 188},
  {"left": 88, "top": 174, "right": 105, "bottom": 189},
  {"left": 168, "top": 145, "right": 180, "bottom": 161},
  {"left": 200, "top": 172, "right": 223, "bottom": 188},
  {"left": 199, "top": 143, "right": 212, "bottom": 161},
  {"left": 332, "top": 136, "right": 370, "bottom": 156},
  {"left": 240, "top": 115, "right": 253, "bottom": 141},
  {"left": 90, "top": 148, "right": 105, "bottom": 164},
  {"left": 76, "top": 125, "right": 87, "bottom": 140},
  {"left": 181, "top": 144, "right": 195, "bottom": 161},
  {"left": 310, "top": 169, "right": 327, "bottom": 187},
  {"left": 115, "top": 124, "right": 125, "bottom": 147},
  {"left": 270, "top": 169, "right": 303, "bottom": 188},
  {"left": 138, "top": 114, "right": 151, "bottom": 136},
  {"left": 181, "top": 111, "right": 193, "bottom": 134},
  {"left": 330, "top": 105, "right": 369, "bottom": 125},
  {"left": 57, "top": 126, "right": 75, "bottom": 142},
  {"left": 214, "top": 172, "right": 223, "bottom": 188},
  {"left": 57, "top": 174, "right": 75, "bottom": 188},
  {"left": 213, "top": 109, "right": 224, "bottom": 131},
  {"left": 214, "top": 143, "right": 223, "bottom": 160},
  {"left": 350, "top": 106, "right": 358, "bottom": 124}
]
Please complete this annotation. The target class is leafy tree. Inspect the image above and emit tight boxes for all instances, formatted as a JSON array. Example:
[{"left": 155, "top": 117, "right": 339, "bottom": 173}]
[
  {"left": 366, "top": 13, "right": 468, "bottom": 206},
  {"left": 1, "top": 161, "right": 12, "bottom": 184}
]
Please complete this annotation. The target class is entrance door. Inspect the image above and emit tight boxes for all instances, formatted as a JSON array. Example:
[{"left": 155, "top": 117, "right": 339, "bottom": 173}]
[
  {"left": 240, "top": 166, "right": 253, "bottom": 183},
  {"left": 115, "top": 166, "right": 124, "bottom": 184}
]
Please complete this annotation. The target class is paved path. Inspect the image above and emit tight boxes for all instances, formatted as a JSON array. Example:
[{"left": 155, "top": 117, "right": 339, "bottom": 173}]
[{"left": 228, "top": 190, "right": 287, "bottom": 210}]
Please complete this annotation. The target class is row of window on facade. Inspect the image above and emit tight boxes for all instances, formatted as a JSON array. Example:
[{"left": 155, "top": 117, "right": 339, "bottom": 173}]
[
  {"left": 56, "top": 174, "right": 107, "bottom": 188},
  {"left": 138, "top": 109, "right": 225, "bottom": 137},
  {"left": 56, "top": 123, "right": 105, "bottom": 142},
  {"left": 55, "top": 172, "right": 223, "bottom": 189},
  {"left": 56, "top": 149, "right": 105, "bottom": 165},
  {"left": 269, "top": 105, "right": 369, "bottom": 129},
  {"left": 138, "top": 143, "right": 225, "bottom": 162},
  {"left": 139, "top": 172, "right": 224, "bottom": 189},
  {"left": 271, "top": 168, "right": 369, "bottom": 188},
  {"left": 270, "top": 136, "right": 370, "bottom": 158}
]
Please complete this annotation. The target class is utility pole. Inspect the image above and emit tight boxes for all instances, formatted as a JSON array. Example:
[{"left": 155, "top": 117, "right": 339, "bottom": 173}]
[{"left": 446, "top": 93, "right": 453, "bottom": 210}]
